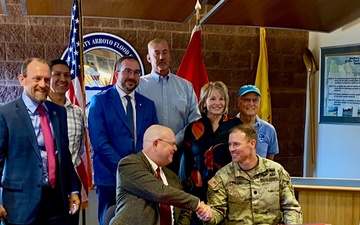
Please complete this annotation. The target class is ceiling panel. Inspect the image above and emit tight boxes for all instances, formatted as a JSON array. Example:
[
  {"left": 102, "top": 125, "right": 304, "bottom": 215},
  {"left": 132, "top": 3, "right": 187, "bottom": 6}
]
[
  {"left": 23, "top": 0, "right": 208, "bottom": 23},
  {"left": 201, "top": 0, "right": 360, "bottom": 32},
  {"left": 21, "top": 0, "right": 360, "bottom": 32}
]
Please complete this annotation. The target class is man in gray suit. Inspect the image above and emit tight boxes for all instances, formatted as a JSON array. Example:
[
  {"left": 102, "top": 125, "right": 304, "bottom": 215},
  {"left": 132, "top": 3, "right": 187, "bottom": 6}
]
[
  {"left": 0, "top": 58, "right": 80, "bottom": 225},
  {"left": 110, "top": 125, "right": 211, "bottom": 225}
]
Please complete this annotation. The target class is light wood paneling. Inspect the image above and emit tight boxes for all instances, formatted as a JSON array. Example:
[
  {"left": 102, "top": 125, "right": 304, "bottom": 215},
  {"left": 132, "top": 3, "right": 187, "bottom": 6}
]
[
  {"left": 297, "top": 189, "right": 360, "bottom": 225},
  {"left": 201, "top": 0, "right": 360, "bottom": 32},
  {"left": 23, "top": 0, "right": 207, "bottom": 23},
  {"left": 20, "top": 0, "right": 360, "bottom": 32}
]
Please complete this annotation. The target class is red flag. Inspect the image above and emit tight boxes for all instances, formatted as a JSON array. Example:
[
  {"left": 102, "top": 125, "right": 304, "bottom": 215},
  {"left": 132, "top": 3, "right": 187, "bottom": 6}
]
[
  {"left": 63, "top": 0, "right": 92, "bottom": 209},
  {"left": 177, "top": 25, "right": 209, "bottom": 99}
]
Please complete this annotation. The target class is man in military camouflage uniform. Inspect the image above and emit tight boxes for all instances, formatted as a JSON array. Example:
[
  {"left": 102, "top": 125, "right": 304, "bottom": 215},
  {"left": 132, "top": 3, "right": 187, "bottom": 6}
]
[{"left": 198, "top": 124, "right": 302, "bottom": 225}]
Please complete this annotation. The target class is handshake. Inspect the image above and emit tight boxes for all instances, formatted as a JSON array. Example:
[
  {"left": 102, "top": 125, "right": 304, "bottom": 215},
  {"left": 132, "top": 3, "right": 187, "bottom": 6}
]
[{"left": 195, "top": 201, "right": 212, "bottom": 222}]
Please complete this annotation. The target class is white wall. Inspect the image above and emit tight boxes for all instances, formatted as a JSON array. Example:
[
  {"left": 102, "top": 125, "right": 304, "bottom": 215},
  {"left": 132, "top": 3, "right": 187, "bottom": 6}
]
[{"left": 304, "top": 18, "right": 360, "bottom": 178}]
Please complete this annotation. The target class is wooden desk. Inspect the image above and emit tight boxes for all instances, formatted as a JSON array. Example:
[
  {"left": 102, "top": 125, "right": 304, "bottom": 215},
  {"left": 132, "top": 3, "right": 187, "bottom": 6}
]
[{"left": 291, "top": 177, "right": 360, "bottom": 225}]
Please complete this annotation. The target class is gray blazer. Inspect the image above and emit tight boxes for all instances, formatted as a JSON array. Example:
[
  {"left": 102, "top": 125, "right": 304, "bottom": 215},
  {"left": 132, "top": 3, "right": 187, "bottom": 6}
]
[{"left": 110, "top": 151, "right": 199, "bottom": 225}]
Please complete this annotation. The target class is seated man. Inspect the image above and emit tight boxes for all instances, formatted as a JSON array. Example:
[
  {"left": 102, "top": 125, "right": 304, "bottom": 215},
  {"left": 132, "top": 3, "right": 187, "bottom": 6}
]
[
  {"left": 110, "top": 125, "right": 211, "bottom": 225},
  {"left": 198, "top": 124, "right": 302, "bottom": 225}
]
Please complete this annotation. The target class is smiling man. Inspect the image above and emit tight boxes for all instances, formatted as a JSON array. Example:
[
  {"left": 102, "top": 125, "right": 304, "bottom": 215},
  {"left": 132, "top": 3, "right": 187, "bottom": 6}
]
[
  {"left": 199, "top": 124, "right": 302, "bottom": 225},
  {"left": 88, "top": 56, "right": 158, "bottom": 225},
  {"left": 48, "top": 59, "right": 85, "bottom": 168},
  {"left": 236, "top": 84, "right": 279, "bottom": 160},
  {"left": 48, "top": 59, "right": 86, "bottom": 225},
  {"left": 0, "top": 58, "right": 80, "bottom": 225},
  {"left": 110, "top": 125, "right": 212, "bottom": 225}
]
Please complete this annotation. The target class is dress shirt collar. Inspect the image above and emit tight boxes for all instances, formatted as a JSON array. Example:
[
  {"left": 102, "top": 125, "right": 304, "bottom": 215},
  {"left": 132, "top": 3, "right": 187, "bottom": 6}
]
[
  {"left": 143, "top": 151, "right": 160, "bottom": 173},
  {"left": 46, "top": 96, "right": 72, "bottom": 108},
  {"left": 115, "top": 85, "right": 135, "bottom": 99},
  {"left": 22, "top": 92, "right": 49, "bottom": 113},
  {"left": 64, "top": 98, "right": 72, "bottom": 108},
  {"left": 150, "top": 70, "right": 171, "bottom": 83},
  {"left": 236, "top": 112, "right": 260, "bottom": 127}
]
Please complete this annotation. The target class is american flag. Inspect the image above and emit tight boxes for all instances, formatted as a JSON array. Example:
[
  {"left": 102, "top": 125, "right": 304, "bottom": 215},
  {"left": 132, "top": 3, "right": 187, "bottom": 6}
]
[
  {"left": 64, "top": 0, "right": 92, "bottom": 209},
  {"left": 66, "top": 0, "right": 83, "bottom": 108}
]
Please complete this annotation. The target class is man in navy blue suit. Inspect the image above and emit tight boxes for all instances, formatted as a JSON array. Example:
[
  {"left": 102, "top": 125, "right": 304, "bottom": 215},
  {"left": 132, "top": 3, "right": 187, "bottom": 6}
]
[
  {"left": 0, "top": 58, "right": 80, "bottom": 225},
  {"left": 88, "top": 56, "right": 158, "bottom": 225}
]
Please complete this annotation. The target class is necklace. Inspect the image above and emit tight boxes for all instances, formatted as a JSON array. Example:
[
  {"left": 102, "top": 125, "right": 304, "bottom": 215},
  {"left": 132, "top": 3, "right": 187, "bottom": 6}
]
[{"left": 212, "top": 123, "right": 219, "bottom": 130}]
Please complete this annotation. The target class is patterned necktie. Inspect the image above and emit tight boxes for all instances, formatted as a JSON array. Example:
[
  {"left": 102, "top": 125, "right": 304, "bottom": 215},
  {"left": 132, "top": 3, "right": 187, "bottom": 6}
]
[
  {"left": 125, "top": 95, "right": 135, "bottom": 151},
  {"left": 156, "top": 167, "right": 172, "bottom": 225},
  {"left": 37, "top": 104, "right": 56, "bottom": 188}
]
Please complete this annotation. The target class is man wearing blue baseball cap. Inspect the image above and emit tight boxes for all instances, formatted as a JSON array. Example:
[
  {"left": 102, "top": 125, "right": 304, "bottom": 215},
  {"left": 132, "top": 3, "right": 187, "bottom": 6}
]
[{"left": 236, "top": 85, "right": 279, "bottom": 159}]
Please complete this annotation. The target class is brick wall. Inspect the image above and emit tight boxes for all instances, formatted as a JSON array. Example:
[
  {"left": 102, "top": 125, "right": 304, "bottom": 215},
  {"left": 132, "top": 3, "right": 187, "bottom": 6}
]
[{"left": 0, "top": 0, "right": 308, "bottom": 176}]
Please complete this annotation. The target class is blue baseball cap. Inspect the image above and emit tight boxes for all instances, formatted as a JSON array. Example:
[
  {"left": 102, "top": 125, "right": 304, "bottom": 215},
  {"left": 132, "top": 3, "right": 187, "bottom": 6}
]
[{"left": 238, "top": 85, "right": 261, "bottom": 97}]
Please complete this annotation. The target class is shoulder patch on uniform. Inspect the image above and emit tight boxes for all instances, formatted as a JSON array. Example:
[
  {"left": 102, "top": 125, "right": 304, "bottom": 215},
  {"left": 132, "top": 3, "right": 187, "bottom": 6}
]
[{"left": 208, "top": 177, "right": 219, "bottom": 189}]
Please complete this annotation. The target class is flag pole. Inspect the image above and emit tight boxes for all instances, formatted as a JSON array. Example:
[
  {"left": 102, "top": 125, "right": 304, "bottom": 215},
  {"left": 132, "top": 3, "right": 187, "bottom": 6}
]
[
  {"left": 76, "top": 1, "right": 90, "bottom": 224},
  {"left": 77, "top": 0, "right": 85, "bottom": 106},
  {"left": 195, "top": 0, "right": 201, "bottom": 26}
]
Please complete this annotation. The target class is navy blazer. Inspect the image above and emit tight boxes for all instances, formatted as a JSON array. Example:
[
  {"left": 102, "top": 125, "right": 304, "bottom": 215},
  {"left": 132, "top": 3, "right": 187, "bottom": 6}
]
[
  {"left": 0, "top": 97, "right": 80, "bottom": 224},
  {"left": 88, "top": 86, "right": 158, "bottom": 186}
]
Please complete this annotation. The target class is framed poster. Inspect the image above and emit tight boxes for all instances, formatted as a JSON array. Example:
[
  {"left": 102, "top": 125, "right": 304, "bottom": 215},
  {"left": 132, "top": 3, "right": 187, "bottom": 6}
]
[{"left": 320, "top": 44, "right": 360, "bottom": 124}]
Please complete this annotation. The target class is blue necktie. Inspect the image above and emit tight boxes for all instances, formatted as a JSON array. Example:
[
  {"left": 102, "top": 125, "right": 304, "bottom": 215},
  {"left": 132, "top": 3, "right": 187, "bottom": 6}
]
[{"left": 125, "top": 95, "right": 135, "bottom": 151}]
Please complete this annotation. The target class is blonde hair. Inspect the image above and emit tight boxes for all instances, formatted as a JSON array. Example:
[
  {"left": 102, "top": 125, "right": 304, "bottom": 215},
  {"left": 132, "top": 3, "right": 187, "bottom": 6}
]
[{"left": 198, "top": 81, "right": 229, "bottom": 115}]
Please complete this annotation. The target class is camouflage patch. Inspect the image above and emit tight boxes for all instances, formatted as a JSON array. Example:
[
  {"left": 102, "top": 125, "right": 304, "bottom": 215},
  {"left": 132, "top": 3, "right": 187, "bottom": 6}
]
[{"left": 208, "top": 177, "right": 219, "bottom": 189}]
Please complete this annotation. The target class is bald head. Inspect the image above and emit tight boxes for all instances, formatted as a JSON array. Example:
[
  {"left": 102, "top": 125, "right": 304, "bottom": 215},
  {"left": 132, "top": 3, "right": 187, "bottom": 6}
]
[{"left": 143, "top": 125, "right": 177, "bottom": 167}]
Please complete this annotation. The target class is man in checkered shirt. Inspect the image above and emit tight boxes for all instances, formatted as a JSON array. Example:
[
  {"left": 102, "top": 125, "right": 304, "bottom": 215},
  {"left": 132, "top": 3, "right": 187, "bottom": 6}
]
[{"left": 48, "top": 59, "right": 85, "bottom": 225}]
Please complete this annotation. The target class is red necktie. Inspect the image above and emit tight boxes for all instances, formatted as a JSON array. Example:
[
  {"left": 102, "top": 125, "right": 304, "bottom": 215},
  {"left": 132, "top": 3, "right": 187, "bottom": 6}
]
[
  {"left": 156, "top": 167, "right": 172, "bottom": 225},
  {"left": 38, "top": 105, "right": 56, "bottom": 188}
]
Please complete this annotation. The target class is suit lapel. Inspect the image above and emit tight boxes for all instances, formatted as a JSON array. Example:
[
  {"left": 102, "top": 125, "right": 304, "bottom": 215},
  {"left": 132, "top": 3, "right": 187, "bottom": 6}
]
[
  {"left": 109, "top": 86, "right": 132, "bottom": 132},
  {"left": 134, "top": 92, "right": 145, "bottom": 137},
  {"left": 15, "top": 98, "right": 42, "bottom": 161},
  {"left": 45, "top": 102, "right": 60, "bottom": 157}
]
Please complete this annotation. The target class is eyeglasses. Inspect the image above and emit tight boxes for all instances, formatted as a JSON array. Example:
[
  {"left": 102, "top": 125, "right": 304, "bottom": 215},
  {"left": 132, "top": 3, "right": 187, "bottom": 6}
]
[
  {"left": 119, "top": 68, "right": 141, "bottom": 77},
  {"left": 157, "top": 139, "right": 176, "bottom": 147},
  {"left": 240, "top": 97, "right": 260, "bottom": 104}
]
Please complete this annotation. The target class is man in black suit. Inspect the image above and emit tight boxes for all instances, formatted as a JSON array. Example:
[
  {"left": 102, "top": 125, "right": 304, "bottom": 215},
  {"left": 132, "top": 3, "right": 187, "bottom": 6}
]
[
  {"left": 110, "top": 125, "right": 211, "bottom": 225},
  {"left": 0, "top": 58, "right": 80, "bottom": 225}
]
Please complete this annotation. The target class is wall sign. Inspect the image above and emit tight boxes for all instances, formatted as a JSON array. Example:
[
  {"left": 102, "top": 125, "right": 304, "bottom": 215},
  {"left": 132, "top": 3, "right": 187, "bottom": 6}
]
[
  {"left": 61, "top": 32, "right": 144, "bottom": 110},
  {"left": 320, "top": 44, "right": 360, "bottom": 124}
]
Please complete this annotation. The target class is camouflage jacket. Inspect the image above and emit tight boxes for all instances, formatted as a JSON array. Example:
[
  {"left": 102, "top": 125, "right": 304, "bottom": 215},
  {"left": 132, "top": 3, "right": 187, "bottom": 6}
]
[{"left": 205, "top": 156, "right": 302, "bottom": 225}]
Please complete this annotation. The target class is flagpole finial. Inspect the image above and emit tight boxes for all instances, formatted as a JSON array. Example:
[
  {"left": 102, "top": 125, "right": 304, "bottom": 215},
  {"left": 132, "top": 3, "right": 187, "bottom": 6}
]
[{"left": 195, "top": 0, "right": 201, "bottom": 26}]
